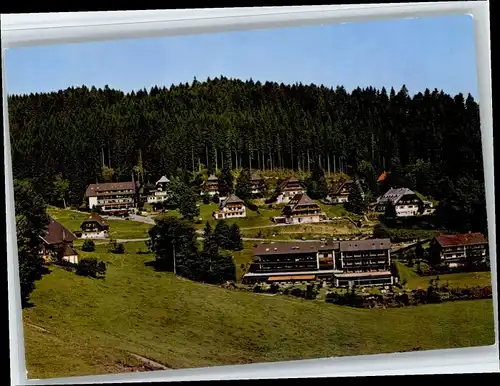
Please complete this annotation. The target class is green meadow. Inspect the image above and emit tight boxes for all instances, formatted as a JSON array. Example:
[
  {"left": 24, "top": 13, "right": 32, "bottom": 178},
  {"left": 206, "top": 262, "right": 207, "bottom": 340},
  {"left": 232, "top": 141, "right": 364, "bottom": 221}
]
[{"left": 23, "top": 242, "right": 495, "bottom": 379}]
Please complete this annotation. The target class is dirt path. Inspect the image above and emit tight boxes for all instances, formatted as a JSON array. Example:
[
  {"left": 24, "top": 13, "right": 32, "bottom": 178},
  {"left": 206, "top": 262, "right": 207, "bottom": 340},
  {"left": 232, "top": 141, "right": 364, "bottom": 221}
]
[{"left": 127, "top": 352, "right": 170, "bottom": 370}]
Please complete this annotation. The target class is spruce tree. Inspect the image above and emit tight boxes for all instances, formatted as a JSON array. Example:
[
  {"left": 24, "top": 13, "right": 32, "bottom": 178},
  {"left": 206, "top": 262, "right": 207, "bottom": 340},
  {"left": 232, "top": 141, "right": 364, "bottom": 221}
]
[
  {"left": 219, "top": 154, "right": 233, "bottom": 197},
  {"left": 235, "top": 168, "right": 252, "bottom": 201},
  {"left": 347, "top": 178, "right": 365, "bottom": 214},
  {"left": 229, "top": 223, "right": 243, "bottom": 251}
]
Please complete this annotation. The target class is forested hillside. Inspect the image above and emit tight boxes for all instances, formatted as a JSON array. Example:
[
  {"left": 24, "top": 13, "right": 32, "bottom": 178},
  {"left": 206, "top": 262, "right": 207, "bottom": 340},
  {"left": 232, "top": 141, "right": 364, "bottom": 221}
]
[{"left": 8, "top": 77, "right": 486, "bottom": 232}]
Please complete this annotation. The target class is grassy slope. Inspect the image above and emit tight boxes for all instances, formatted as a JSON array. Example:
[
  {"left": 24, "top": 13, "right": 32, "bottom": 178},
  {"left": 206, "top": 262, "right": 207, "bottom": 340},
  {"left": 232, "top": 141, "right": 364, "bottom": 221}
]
[
  {"left": 48, "top": 207, "right": 152, "bottom": 240},
  {"left": 395, "top": 262, "right": 492, "bottom": 289},
  {"left": 24, "top": 242, "right": 495, "bottom": 379}
]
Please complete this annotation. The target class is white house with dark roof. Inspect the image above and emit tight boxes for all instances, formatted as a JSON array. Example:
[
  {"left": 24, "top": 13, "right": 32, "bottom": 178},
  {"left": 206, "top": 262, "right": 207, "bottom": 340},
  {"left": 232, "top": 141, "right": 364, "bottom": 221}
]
[
  {"left": 202, "top": 174, "right": 220, "bottom": 196},
  {"left": 274, "top": 193, "right": 326, "bottom": 224},
  {"left": 376, "top": 187, "right": 424, "bottom": 217},
  {"left": 213, "top": 194, "right": 246, "bottom": 220},
  {"left": 85, "top": 181, "right": 138, "bottom": 215},
  {"left": 147, "top": 175, "right": 170, "bottom": 204}
]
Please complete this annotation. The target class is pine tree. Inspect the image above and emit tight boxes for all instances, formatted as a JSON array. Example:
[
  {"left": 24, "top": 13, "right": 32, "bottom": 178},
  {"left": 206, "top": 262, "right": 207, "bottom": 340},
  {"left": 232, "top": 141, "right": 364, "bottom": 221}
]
[
  {"left": 214, "top": 221, "right": 232, "bottom": 250},
  {"left": 235, "top": 168, "right": 252, "bottom": 201},
  {"left": 229, "top": 224, "right": 243, "bottom": 251},
  {"left": 219, "top": 154, "right": 233, "bottom": 197},
  {"left": 347, "top": 178, "right": 365, "bottom": 214}
]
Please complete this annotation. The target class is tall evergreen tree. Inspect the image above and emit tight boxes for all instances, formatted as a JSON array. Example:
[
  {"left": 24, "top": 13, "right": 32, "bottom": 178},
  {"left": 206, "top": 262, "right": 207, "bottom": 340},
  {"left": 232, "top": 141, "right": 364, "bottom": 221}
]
[
  {"left": 14, "top": 179, "right": 50, "bottom": 307},
  {"left": 235, "top": 168, "right": 252, "bottom": 201}
]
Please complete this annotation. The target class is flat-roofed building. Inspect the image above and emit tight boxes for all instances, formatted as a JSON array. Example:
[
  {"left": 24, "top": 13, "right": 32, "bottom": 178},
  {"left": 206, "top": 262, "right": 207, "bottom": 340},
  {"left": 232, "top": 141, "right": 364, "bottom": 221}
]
[
  {"left": 243, "top": 238, "right": 393, "bottom": 287},
  {"left": 334, "top": 238, "right": 393, "bottom": 287}
]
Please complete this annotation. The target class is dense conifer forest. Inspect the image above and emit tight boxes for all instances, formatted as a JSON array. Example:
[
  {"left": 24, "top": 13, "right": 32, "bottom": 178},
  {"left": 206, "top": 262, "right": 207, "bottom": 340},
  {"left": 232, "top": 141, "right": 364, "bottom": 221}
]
[{"left": 8, "top": 76, "right": 486, "bottom": 233}]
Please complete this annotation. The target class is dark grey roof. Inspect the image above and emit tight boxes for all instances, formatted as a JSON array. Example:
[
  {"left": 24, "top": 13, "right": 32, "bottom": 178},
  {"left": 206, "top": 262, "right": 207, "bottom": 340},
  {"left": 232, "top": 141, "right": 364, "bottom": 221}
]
[
  {"left": 377, "top": 188, "right": 418, "bottom": 205},
  {"left": 339, "top": 238, "right": 391, "bottom": 252},
  {"left": 220, "top": 194, "right": 244, "bottom": 209}
]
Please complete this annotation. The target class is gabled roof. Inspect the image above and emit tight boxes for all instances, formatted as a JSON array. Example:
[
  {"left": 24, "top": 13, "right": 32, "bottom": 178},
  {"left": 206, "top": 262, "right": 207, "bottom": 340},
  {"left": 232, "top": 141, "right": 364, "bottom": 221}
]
[
  {"left": 377, "top": 187, "right": 419, "bottom": 205},
  {"left": 207, "top": 174, "right": 218, "bottom": 181},
  {"left": 81, "top": 213, "right": 109, "bottom": 229},
  {"left": 220, "top": 194, "right": 244, "bottom": 209},
  {"left": 61, "top": 244, "right": 78, "bottom": 257},
  {"left": 435, "top": 233, "right": 487, "bottom": 247},
  {"left": 377, "top": 171, "right": 389, "bottom": 182},
  {"left": 329, "top": 179, "right": 354, "bottom": 195},
  {"left": 85, "top": 181, "right": 136, "bottom": 197},
  {"left": 42, "top": 217, "right": 77, "bottom": 245},
  {"left": 288, "top": 193, "right": 316, "bottom": 207},
  {"left": 278, "top": 177, "right": 305, "bottom": 191},
  {"left": 156, "top": 176, "right": 170, "bottom": 185}
]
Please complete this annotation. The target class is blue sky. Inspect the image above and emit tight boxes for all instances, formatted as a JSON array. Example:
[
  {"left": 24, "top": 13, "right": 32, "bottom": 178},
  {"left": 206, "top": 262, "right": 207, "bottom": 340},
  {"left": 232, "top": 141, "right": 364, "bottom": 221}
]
[{"left": 5, "top": 14, "right": 478, "bottom": 98}]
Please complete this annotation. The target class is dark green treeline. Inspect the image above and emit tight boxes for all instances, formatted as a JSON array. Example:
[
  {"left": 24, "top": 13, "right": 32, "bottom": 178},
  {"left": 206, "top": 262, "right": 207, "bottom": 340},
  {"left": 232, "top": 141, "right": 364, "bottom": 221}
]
[{"left": 8, "top": 77, "right": 484, "bottom": 218}]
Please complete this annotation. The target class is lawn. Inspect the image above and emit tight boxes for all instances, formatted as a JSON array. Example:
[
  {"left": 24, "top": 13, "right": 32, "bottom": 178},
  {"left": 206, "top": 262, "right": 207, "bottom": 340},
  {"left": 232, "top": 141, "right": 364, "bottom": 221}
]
[
  {"left": 193, "top": 203, "right": 281, "bottom": 229},
  {"left": 395, "top": 262, "right": 492, "bottom": 290},
  {"left": 242, "top": 221, "right": 363, "bottom": 239},
  {"left": 47, "top": 207, "right": 152, "bottom": 240},
  {"left": 23, "top": 242, "right": 495, "bottom": 379}
]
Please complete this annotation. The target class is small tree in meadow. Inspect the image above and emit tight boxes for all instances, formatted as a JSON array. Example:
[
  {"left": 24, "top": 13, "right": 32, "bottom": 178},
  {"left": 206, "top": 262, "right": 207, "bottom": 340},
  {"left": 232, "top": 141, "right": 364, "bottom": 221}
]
[{"left": 82, "top": 239, "right": 95, "bottom": 252}]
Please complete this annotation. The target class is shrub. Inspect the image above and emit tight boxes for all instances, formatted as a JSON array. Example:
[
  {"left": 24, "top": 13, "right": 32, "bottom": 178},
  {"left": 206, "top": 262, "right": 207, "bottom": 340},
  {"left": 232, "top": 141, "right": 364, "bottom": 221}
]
[
  {"left": 82, "top": 239, "right": 95, "bottom": 252},
  {"left": 212, "top": 194, "right": 220, "bottom": 204},
  {"left": 202, "top": 194, "right": 210, "bottom": 205},
  {"left": 108, "top": 240, "right": 125, "bottom": 254},
  {"left": 268, "top": 283, "right": 280, "bottom": 294},
  {"left": 76, "top": 257, "right": 106, "bottom": 278}
]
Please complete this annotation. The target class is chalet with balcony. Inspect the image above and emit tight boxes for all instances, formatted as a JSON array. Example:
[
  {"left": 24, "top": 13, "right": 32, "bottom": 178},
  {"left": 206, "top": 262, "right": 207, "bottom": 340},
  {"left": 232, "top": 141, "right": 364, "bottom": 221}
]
[
  {"left": 273, "top": 193, "right": 326, "bottom": 224},
  {"left": 275, "top": 177, "right": 306, "bottom": 203},
  {"left": 429, "top": 233, "right": 488, "bottom": 268},
  {"left": 202, "top": 174, "right": 219, "bottom": 196},
  {"left": 326, "top": 179, "right": 354, "bottom": 203},
  {"left": 79, "top": 213, "right": 109, "bottom": 239},
  {"left": 147, "top": 176, "right": 170, "bottom": 204},
  {"left": 40, "top": 217, "right": 79, "bottom": 264},
  {"left": 250, "top": 172, "right": 266, "bottom": 197},
  {"left": 213, "top": 194, "right": 247, "bottom": 220},
  {"left": 242, "top": 238, "right": 393, "bottom": 287},
  {"left": 85, "top": 181, "right": 138, "bottom": 216},
  {"left": 376, "top": 187, "right": 424, "bottom": 217}
]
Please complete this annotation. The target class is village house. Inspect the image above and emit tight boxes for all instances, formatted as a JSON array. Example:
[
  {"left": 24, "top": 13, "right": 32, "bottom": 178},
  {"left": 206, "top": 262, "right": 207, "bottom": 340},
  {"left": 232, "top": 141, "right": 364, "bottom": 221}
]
[
  {"left": 429, "top": 233, "right": 488, "bottom": 268},
  {"left": 85, "top": 181, "right": 138, "bottom": 216},
  {"left": 213, "top": 194, "right": 247, "bottom": 220},
  {"left": 376, "top": 187, "right": 424, "bottom": 217},
  {"left": 202, "top": 174, "right": 219, "bottom": 197},
  {"left": 242, "top": 238, "right": 393, "bottom": 287},
  {"left": 250, "top": 172, "right": 266, "bottom": 197},
  {"left": 40, "top": 217, "right": 79, "bottom": 264},
  {"left": 79, "top": 213, "right": 109, "bottom": 239},
  {"left": 147, "top": 176, "right": 170, "bottom": 204},
  {"left": 326, "top": 179, "right": 355, "bottom": 203},
  {"left": 275, "top": 177, "right": 306, "bottom": 203},
  {"left": 273, "top": 193, "right": 326, "bottom": 224}
]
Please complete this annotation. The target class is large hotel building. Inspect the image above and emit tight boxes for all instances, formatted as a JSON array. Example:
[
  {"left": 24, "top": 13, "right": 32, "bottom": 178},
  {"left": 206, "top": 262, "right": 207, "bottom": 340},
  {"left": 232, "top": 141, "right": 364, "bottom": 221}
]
[{"left": 243, "top": 238, "right": 393, "bottom": 287}]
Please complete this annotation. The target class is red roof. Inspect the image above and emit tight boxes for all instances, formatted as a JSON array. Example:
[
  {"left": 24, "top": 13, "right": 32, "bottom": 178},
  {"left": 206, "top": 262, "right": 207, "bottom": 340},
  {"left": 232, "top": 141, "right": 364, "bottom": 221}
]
[
  {"left": 377, "top": 171, "right": 389, "bottom": 182},
  {"left": 435, "top": 233, "right": 487, "bottom": 247}
]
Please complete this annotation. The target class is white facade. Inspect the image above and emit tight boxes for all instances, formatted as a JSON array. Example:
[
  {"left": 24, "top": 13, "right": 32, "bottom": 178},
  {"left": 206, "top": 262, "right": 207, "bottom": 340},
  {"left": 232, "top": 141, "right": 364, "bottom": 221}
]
[
  {"left": 213, "top": 205, "right": 247, "bottom": 220},
  {"left": 80, "top": 230, "right": 108, "bottom": 239},
  {"left": 88, "top": 196, "right": 98, "bottom": 209},
  {"left": 289, "top": 215, "right": 322, "bottom": 224},
  {"left": 62, "top": 254, "right": 79, "bottom": 265},
  {"left": 147, "top": 190, "right": 169, "bottom": 203},
  {"left": 394, "top": 204, "right": 420, "bottom": 217}
]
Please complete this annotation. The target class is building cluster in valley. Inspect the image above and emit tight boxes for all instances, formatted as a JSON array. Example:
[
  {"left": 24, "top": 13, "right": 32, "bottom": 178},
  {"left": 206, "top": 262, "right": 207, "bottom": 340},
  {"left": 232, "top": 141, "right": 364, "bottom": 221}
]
[{"left": 38, "top": 169, "right": 488, "bottom": 287}]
